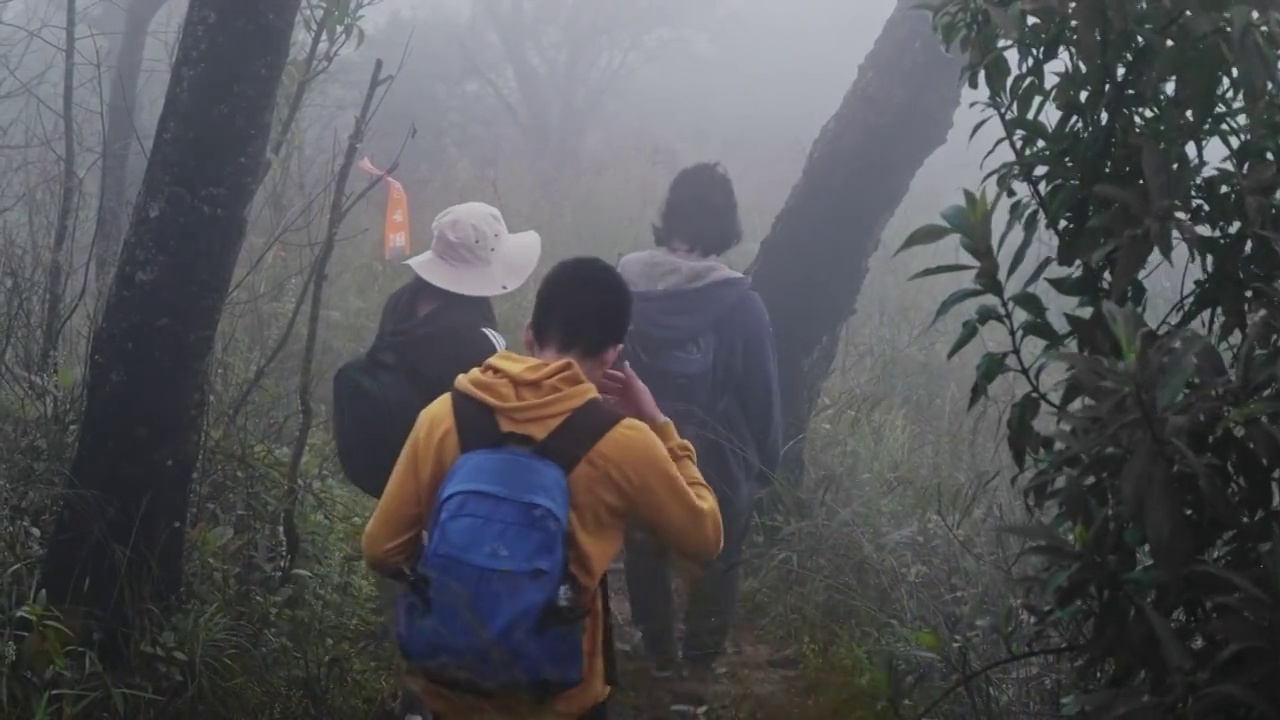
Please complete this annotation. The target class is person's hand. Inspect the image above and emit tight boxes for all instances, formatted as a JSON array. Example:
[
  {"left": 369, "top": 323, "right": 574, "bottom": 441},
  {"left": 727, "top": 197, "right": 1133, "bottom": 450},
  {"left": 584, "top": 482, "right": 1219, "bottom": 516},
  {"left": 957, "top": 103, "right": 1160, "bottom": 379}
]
[{"left": 598, "top": 362, "right": 665, "bottom": 426}]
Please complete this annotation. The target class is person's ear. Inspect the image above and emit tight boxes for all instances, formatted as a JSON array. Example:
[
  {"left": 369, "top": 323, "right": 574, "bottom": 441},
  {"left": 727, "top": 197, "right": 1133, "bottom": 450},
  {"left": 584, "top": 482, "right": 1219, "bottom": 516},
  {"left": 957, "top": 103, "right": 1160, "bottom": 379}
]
[
  {"left": 602, "top": 344, "right": 622, "bottom": 369},
  {"left": 523, "top": 322, "right": 536, "bottom": 353}
]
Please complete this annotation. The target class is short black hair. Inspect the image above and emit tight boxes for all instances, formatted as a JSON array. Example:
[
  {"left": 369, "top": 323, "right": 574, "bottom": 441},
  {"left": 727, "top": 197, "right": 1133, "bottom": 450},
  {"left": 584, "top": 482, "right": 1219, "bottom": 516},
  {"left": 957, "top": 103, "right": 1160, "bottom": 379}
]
[
  {"left": 652, "top": 162, "right": 743, "bottom": 256},
  {"left": 411, "top": 276, "right": 497, "bottom": 325},
  {"left": 415, "top": 276, "right": 468, "bottom": 303},
  {"left": 530, "top": 257, "right": 631, "bottom": 358}
]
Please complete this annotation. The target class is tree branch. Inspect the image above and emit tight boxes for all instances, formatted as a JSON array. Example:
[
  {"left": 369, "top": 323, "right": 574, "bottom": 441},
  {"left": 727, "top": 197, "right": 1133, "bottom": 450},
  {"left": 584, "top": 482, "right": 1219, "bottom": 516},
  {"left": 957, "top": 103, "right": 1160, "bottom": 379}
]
[
  {"left": 279, "top": 58, "right": 388, "bottom": 584},
  {"left": 907, "top": 644, "right": 1078, "bottom": 720},
  {"left": 38, "top": 0, "right": 78, "bottom": 375}
]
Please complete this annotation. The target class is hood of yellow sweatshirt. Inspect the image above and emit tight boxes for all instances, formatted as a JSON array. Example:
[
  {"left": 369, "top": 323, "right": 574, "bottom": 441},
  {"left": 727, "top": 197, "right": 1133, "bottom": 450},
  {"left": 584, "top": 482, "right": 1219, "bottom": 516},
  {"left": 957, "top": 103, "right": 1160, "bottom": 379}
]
[{"left": 453, "top": 350, "right": 600, "bottom": 424}]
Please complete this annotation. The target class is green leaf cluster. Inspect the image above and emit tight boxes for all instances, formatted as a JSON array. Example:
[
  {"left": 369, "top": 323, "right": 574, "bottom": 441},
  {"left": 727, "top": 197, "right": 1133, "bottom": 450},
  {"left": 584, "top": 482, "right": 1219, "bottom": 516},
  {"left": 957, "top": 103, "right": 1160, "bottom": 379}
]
[{"left": 903, "top": 0, "right": 1280, "bottom": 715}]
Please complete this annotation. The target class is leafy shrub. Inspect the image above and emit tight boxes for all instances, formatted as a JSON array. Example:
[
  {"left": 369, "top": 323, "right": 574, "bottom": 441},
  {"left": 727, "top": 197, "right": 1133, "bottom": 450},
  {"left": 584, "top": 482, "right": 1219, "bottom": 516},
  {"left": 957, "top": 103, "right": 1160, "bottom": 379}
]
[
  {"left": 904, "top": 0, "right": 1280, "bottom": 716},
  {"left": 1, "top": 412, "right": 391, "bottom": 720}
]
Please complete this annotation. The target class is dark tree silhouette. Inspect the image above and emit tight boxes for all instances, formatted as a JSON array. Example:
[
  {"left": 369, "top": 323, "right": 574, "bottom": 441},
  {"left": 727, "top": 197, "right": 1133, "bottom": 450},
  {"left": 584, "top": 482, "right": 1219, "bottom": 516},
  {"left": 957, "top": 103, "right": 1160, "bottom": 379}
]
[
  {"left": 37, "top": 0, "right": 79, "bottom": 374},
  {"left": 748, "top": 0, "right": 963, "bottom": 491},
  {"left": 40, "top": 0, "right": 303, "bottom": 654},
  {"left": 464, "top": 0, "right": 704, "bottom": 173},
  {"left": 89, "top": 0, "right": 170, "bottom": 294}
]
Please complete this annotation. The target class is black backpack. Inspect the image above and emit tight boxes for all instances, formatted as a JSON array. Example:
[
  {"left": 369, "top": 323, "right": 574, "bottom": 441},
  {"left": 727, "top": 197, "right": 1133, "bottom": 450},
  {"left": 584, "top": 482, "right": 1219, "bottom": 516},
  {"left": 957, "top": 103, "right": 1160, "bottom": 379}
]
[
  {"left": 332, "top": 343, "right": 426, "bottom": 499},
  {"left": 626, "top": 327, "right": 722, "bottom": 445}
]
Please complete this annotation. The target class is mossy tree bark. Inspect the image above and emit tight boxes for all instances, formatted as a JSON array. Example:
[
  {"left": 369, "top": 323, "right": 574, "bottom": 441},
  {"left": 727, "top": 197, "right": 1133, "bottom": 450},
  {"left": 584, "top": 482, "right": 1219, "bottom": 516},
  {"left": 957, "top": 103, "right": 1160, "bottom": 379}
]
[{"left": 40, "top": 0, "right": 303, "bottom": 659}]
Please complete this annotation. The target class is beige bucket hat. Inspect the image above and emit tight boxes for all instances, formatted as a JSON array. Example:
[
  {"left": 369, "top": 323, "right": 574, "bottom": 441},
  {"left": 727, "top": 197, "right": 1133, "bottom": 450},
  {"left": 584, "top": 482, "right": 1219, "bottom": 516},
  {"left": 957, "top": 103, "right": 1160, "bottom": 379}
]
[{"left": 404, "top": 202, "right": 541, "bottom": 297}]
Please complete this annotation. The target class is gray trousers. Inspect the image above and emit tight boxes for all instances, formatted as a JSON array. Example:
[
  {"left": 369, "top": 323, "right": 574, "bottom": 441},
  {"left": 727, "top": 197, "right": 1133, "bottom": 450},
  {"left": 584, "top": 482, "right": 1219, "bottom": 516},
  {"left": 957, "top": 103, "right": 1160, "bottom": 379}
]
[{"left": 622, "top": 491, "right": 754, "bottom": 668}]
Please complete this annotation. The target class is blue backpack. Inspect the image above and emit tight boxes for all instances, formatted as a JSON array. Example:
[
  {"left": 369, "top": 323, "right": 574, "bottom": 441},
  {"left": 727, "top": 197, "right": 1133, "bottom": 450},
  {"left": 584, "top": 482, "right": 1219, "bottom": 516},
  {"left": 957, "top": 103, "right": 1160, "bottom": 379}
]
[{"left": 394, "top": 390, "right": 624, "bottom": 701}]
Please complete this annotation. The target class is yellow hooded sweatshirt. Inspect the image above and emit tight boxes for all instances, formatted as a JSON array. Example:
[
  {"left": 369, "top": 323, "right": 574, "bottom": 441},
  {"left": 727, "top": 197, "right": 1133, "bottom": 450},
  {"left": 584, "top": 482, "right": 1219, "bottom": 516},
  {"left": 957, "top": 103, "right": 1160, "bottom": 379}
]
[{"left": 363, "top": 350, "right": 724, "bottom": 719}]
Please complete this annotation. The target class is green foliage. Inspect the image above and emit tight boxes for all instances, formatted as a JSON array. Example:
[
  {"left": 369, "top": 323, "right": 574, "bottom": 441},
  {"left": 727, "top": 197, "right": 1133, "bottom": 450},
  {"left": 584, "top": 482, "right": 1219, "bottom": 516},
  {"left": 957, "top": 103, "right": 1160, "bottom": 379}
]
[
  {"left": 1, "top": 395, "right": 390, "bottom": 720},
  {"left": 904, "top": 0, "right": 1280, "bottom": 716}
]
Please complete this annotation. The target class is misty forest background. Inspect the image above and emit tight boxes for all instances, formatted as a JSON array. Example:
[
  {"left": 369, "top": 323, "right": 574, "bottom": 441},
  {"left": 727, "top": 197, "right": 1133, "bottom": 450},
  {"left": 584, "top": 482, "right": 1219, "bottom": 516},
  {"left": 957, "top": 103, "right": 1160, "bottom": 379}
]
[{"left": 4, "top": 0, "right": 1280, "bottom": 718}]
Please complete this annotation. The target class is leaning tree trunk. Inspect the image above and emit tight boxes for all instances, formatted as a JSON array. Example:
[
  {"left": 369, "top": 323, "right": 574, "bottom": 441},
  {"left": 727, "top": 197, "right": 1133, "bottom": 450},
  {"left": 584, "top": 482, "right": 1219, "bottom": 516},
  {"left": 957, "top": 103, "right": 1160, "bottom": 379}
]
[
  {"left": 748, "top": 0, "right": 963, "bottom": 493},
  {"left": 90, "top": 0, "right": 169, "bottom": 295},
  {"left": 40, "top": 0, "right": 303, "bottom": 660}
]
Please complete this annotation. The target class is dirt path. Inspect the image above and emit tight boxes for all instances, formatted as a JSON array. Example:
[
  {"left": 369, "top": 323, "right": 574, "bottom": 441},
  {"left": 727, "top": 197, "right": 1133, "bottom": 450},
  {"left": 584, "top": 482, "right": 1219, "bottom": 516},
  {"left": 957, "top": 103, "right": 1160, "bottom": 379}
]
[{"left": 604, "top": 569, "right": 811, "bottom": 719}]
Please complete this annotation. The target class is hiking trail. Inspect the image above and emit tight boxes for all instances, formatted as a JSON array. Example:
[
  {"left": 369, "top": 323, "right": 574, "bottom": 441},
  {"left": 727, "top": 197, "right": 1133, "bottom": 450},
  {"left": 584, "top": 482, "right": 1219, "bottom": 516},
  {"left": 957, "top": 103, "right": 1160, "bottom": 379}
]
[{"left": 605, "top": 571, "right": 823, "bottom": 720}]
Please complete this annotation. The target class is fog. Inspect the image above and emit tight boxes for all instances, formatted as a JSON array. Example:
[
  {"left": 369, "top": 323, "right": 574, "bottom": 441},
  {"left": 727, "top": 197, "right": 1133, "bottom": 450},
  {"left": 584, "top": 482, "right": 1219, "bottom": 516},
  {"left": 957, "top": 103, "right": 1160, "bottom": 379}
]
[{"left": 0, "top": 1, "right": 1071, "bottom": 717}]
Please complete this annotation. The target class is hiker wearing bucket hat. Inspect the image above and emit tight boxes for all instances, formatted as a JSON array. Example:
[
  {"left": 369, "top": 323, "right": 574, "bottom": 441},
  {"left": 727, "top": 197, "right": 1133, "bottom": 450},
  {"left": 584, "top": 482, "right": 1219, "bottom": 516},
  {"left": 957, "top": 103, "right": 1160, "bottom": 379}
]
[{"left": 332, "top": 201, "right": 541, "bottom": 720}]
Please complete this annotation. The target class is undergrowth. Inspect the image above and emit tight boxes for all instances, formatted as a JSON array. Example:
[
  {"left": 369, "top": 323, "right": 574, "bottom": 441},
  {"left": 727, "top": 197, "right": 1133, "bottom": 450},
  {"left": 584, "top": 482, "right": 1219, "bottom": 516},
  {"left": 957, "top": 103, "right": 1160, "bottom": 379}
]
[
  {"left": 0, "top": 294, "right": 1073, "bottom": 718},
  {"left": 0, "top": 291, "right": 1059, "bottom": 720},
  {"left": 1, "top": 387, "right": 392, "bottom": 720},
  {"left": 742, "top": 316, "right": 1065, "bottom": 720}
]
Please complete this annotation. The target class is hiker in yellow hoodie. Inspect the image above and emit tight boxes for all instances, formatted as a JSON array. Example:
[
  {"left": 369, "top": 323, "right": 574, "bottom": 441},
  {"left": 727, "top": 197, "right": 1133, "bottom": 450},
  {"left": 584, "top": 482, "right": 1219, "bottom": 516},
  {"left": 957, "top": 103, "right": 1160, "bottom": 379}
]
[{"left": 363, "top": 256, "right": 724, "bottom": 720}]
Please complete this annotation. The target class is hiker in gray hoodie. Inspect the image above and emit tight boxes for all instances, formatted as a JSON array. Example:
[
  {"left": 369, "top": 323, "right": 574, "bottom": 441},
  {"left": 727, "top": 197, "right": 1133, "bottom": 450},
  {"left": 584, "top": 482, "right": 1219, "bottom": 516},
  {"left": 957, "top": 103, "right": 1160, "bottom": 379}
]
[{"left": 616, "top": 162, "right": 782, "bottom": 715}]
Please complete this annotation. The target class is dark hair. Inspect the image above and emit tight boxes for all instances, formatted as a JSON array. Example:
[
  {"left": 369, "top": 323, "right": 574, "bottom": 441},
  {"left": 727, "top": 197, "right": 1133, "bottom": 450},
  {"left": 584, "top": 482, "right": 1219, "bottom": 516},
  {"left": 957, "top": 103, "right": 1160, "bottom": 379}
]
[
  {"left": 378, "top": 277, "right": 496, "bottom": 335},
  {"left": 652, "top": 162, "right": 743, "bottom": 257},
  {"left": 530, "top": 257, "right": 631, "bottom": 358},
  {"left": 414, "top": 277, "right": 497, "bottom": 326}
]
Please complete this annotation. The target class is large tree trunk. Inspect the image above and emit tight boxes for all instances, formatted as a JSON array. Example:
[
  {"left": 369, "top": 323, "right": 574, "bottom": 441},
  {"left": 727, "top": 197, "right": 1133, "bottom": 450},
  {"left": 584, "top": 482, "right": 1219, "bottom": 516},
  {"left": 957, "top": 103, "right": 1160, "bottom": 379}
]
[
  {"left": 748, "top": 0, "right": 963, "bottom": 491},
  {"left": 90, "top": 0, "right": 169, "bottom": 295},
  {"left": 40, "top": 0, "right": 303, "bottom": 657}
]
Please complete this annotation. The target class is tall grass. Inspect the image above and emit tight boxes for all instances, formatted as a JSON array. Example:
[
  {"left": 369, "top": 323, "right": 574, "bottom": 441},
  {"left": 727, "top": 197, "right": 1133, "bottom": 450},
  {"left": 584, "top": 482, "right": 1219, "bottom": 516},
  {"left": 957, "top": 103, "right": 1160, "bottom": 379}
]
[{"left": 0, "top": 78, "right": 1068, "bottom": 718}]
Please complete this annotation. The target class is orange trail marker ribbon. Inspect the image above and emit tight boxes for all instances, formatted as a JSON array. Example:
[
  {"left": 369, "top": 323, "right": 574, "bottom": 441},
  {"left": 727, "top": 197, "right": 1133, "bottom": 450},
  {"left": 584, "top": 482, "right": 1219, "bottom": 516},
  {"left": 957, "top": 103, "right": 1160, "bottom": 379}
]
[{"left": 357, "top": 157, "right": 411, "bottom": 261}]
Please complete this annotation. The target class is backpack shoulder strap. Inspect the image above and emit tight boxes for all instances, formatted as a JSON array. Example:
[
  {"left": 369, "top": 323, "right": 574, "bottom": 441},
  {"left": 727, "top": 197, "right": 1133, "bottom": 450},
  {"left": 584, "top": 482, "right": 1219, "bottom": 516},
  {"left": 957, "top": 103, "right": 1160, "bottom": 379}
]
[
  {"left": 534, "top": 398, "right": 625, "bottom": 476},
  {"left": 600, "top": 572, "right": 619, "bottom": 687},
  {"left": 451, "top": 389, "right": 504, "bottom": 453}
]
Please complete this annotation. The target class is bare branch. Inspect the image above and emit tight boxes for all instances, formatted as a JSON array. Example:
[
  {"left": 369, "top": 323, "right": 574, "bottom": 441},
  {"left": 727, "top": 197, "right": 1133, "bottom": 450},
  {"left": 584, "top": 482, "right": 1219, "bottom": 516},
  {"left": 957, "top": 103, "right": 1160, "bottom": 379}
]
[
  {"left": 37, "top": 0, "right": 77, "bottom": 375},
  {"left": 280, "top": 57, "right": 391, "bottom": 582}
]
